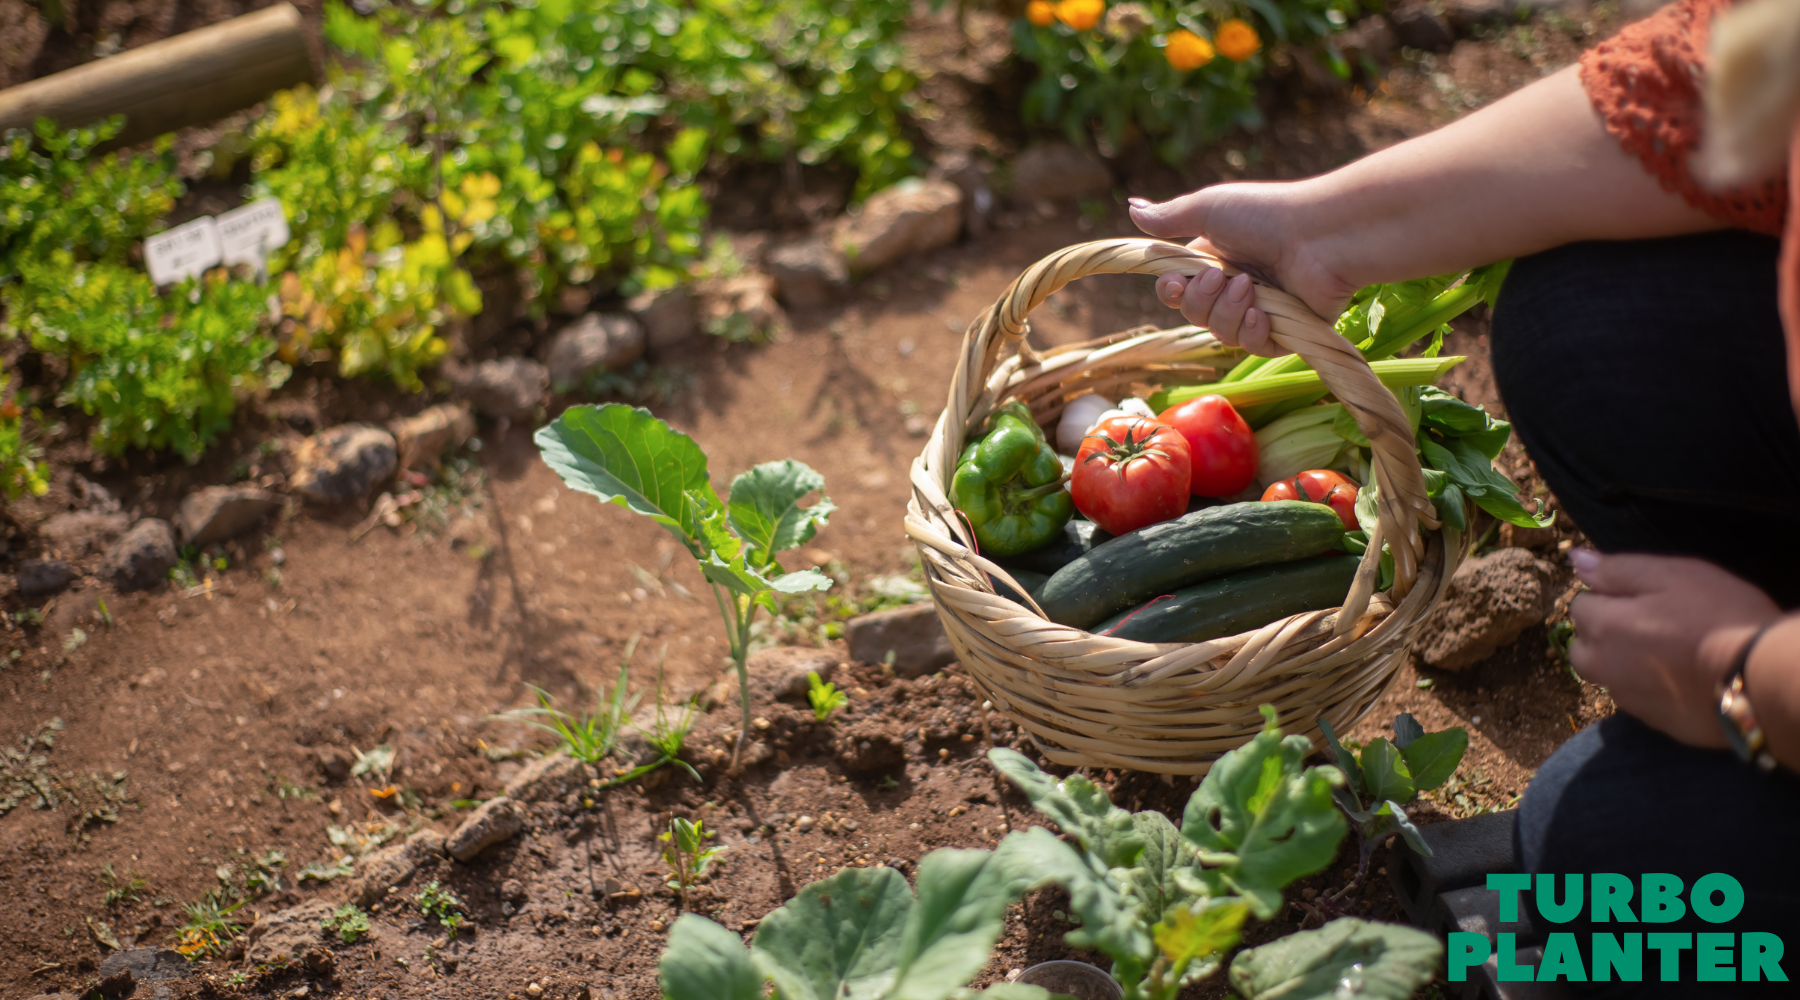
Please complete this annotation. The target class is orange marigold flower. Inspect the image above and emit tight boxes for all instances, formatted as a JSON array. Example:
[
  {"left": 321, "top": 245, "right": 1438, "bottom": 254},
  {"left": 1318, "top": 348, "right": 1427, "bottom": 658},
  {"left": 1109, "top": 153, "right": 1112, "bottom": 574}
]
[
  {"left": 1164, "top": 29, "right": 1215, "bottom": 71},
  {"left": 1215, "top": 18, "right": 1261, "bottom": 61},
  {"left": 1056, "top": 0, "right": 1105, "bottom": 31},
  {"left": 1026, "top": 0, "right": 1057, "bottom": 26}
]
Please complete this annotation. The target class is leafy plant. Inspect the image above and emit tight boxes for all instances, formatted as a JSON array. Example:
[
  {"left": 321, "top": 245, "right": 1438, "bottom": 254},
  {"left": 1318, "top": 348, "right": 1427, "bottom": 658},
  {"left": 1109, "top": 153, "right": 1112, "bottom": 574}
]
[
  {"left": 494, "top": 641, "right": 640, "bottom": 764},
  {"left": 1318, "top": 712, "right": 1467, "bottom": 885},
  {"left": 629, "top": 671, "right": 703, "bottom": 786},
  {"left": 322, "top": 903, "right": 372, "bottom": 943},
  {"left": 658, "top": 844, "right": 1064, "bottom": 1000},
  {"left": 416, "top": 880, "right": 466, "bottom": 939},
  {"left": 537, "top": 403, "right": 834, "bottom": 770},
  {"left": 989, "top": 705, "right": 1442, "bottom": 1000},
  {"left": 806, "top": 671, "right": 847, "bottom": 721},
  {"left": 0, "top": 370, "right": 48, "bottom": 500},
  {"left": 173, "top": 888, "right": 249, "bottom": 959},
  {"left": 98, "top": 864, "right": 147, "bottom": 907},
  {"left": 660, "top": 816, "right": 726, "bottom": 910}
]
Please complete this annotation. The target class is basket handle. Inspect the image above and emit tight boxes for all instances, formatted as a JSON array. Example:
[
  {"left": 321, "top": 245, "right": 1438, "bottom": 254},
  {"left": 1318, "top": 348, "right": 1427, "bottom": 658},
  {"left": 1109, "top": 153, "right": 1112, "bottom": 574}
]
[{"left": 943, "top": 238, "right": 1438, "bottom": 611}]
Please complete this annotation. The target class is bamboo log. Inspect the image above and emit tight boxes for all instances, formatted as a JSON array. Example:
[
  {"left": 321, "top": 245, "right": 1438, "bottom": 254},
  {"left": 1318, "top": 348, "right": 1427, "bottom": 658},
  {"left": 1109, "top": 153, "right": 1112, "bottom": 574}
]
[{"left": 0, "top": 4, "right": 314, "bottom": 147}]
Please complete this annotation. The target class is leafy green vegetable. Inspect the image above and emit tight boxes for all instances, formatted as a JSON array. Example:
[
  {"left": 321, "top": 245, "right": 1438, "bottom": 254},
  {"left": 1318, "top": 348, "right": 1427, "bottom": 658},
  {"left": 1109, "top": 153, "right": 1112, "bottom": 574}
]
[
  {"left": 1317, "top": 713, "right": 1467, "bottom": 876},
  {"left": 662, "top": 915, "right": 762, "bottom": 1000},
  {"left": 1229, "top": 917, "right": 1442, "bottom": 1000},
  {"left": 537, "top": 404, "right": 832, "bottom": 769},
  {"left": 1418, "top": 434, "right": 1551, "bottom": 529},
  {"left": 806, "top": 671, "right": 847, "bottom": 721}
]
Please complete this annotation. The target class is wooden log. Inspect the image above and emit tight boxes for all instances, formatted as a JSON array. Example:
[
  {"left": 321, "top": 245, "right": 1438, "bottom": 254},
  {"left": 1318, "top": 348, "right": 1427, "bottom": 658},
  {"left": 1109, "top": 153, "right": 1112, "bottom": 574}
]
[{"left": 0, "top": 4, "right": 314, "bottom": 148}]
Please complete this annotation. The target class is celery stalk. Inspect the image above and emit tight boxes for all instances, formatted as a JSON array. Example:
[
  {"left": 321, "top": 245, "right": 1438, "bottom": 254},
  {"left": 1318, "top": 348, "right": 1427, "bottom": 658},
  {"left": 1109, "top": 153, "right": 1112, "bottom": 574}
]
[{"left": 1148, "top": 356, "right": 1466, "bottom": 411}]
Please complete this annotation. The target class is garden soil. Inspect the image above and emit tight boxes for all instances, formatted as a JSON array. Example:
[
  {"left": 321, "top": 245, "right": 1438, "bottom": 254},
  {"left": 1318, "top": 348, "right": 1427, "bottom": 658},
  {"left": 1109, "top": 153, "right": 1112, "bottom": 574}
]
[{"left": 1, "top": 4, "right": 1625, "bottom": 998}]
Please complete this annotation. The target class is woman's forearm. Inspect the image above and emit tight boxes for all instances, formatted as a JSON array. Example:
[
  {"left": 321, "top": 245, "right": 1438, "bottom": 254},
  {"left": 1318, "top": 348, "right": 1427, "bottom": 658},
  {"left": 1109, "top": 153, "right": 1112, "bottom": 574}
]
[
  {"left": 1297, "top": 64, "right": 1724, "bottom": 290},
  {"left": 1742, "top": 618, "right": 1800, "bottom": 770}
]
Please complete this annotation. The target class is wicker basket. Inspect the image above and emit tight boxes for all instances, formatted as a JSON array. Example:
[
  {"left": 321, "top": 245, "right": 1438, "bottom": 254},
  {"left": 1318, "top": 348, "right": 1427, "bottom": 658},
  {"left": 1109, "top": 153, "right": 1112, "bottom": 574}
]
[{"left": 904, "top": 238, "right": 1464, "bottom": 775}]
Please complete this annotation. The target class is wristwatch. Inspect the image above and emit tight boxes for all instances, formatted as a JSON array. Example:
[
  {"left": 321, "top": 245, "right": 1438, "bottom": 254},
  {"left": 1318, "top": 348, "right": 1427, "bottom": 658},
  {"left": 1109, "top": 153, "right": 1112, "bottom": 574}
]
[{"left": 1719, "top": 621, "right": 1780, "bottom": 772}]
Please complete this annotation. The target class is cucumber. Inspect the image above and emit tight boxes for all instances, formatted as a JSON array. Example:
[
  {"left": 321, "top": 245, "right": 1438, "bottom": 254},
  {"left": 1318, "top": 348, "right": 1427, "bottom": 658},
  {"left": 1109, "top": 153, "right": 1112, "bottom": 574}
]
[
  {"left": 1094, "top": 555, "right": 1362, "bottom": 643},
  {"left": 1035, "top": 501, "right": 1346, "bottom": 629},
  {"left": 990, "top": 568, "right": 1050, "bottom": 606},
  {"left": 991, "top": 518, "right": 1112, "bottom": 575}
]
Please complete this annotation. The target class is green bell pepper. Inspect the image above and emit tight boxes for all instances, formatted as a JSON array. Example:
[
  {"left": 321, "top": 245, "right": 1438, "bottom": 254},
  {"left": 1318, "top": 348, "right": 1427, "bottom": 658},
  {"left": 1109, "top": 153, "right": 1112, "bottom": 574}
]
[{"left": 950, "top": 401, "right": 1075, "bottom": 556}]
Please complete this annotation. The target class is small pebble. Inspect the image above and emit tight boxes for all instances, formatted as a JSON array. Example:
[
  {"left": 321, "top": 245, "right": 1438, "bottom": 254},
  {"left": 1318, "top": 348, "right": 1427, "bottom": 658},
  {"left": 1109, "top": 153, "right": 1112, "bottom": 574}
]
[
  {"left": 796, "top": 815, "right": 816, "bottom": 832},
  {"left": 650, "top": 919, "right": 666, "bottom": 931},
  {"left": 1471, "top": 715, "right": 1482, "bottom": 724},
  {"left": 752, "top": 717, "right": 772, "bottom": 730},
  {"left": 527, "top": 984, "right": 543, "bottom": 998},
  {"left": 938, "top": 748, "right": 951, "bottom": 760},
  {"left": 1006, "top": 969, "right": 1022, "bottom": 982}
]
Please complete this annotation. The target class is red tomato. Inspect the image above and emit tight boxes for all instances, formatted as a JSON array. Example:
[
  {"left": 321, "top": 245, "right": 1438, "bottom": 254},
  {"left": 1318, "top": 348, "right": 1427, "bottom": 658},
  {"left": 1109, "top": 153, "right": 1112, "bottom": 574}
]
[
  {"left": 1073, "top": 416, "right": 1192, "bottom": 535},
  {"left": 1157, "top": 395, "right": 1258, "bottom": 497},
  {"left": 1260, "top": 469, "right": 1359, "bottom": 530}
]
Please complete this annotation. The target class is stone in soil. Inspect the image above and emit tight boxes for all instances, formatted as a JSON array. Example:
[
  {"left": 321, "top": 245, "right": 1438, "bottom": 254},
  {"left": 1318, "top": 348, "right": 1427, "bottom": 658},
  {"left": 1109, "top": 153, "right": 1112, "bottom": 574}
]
[
  {"left": 16, "top": 557, "right": 76, "bottom": 599},
  {"left": 456, "top": 357, "right": 550, "bottom": 419},
  {"left": 768, "top": 238, "right": 849, "bottom": 309},
  {"left": 1009, "top": 142, "right": 1113, "bottom": 203},
  {"left": 1416, "top": 547, "right": 1556, "bottom": 671},
  {"left": 846, "top": 603, "right": 955, "bottom": 678},
  {"left": 832, "top": 178, "right": 963, "bottom": 275},
  {"left": 94, "top": 948, "right": 193, "bottom": 1000},
  {"left": 243, "top": 897, "right": 337, "bottom": 965},
  {"left": 175, "top": 485, "right": 282, "bottom": 546},
  {"left": 706, "top": 646, "right": 841, "bottom": 709},
  {"left": 544, "top": 312, "right": 646, "bottom": 389},
  {"left": 101, "top": 519, "right": 177, "bottom": 592},
  {"left": 447, "top": 796, "right": 524, "bottom": 861},
  {"left": 390, "top": 402, "right": 475, "bottom": 474},
  {"left": 38, "top": 510, "right": 129, "bottom": 558},
  {"left": 290, "top": 424, "right": 399, "bottom": 504},
  {"left": 629, "top": 284, "right": 698, "bottom": 356},
  {"left": 315, "top": 745, "right": 354, "bottom": 782}
]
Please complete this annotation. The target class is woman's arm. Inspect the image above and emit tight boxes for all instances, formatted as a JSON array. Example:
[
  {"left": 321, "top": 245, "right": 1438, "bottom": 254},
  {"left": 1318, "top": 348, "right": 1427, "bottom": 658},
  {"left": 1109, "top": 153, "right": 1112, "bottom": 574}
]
[{"left": 1129, "top": 64, "right": 1726, "bottom": 353}]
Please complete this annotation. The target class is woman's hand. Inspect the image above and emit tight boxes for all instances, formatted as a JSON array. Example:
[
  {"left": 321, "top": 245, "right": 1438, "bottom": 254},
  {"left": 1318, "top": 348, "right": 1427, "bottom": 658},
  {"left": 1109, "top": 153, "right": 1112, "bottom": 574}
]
[{"left": 1569, "top": 549, "right": 1781, "bottom": 748}]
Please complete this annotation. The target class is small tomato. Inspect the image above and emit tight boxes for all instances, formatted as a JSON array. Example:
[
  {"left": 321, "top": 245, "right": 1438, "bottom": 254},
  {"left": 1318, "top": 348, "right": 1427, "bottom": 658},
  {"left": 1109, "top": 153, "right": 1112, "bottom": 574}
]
[
  {"left": 1215, "top": 18, "right": 1262, "bottom": 61},
  {"left": 1073, "top": 416, "right": 1191, "bottom": 535},
  {"left": 1157, "top": 394, "right": 1256, "bottom": 497},
  {"left": 1026, "top": 0, "right": 1057, "bottom": 26},
  {"left": 1056, "top": 0, "right": 1106, "bottom": 31},
  {"left": 1261, "top": 469, "right": 1358, "bottom": 530},
  {"left": 1164, "top": 29, "right": 1215, "bottom": 72}
]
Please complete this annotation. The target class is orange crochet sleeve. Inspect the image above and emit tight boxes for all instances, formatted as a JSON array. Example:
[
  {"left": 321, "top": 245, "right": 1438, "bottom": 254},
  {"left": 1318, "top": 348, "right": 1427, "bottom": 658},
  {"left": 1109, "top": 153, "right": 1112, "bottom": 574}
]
[{"left": 1579, "top": 0, "right": 1787, "bottom": 235}]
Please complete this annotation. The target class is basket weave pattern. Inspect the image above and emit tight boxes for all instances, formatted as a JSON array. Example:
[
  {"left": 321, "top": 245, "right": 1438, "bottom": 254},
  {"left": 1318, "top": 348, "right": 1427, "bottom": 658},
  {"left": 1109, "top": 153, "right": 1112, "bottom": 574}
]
[{"left": 904, "top": 239, "right": 1463, "bottom": 774}]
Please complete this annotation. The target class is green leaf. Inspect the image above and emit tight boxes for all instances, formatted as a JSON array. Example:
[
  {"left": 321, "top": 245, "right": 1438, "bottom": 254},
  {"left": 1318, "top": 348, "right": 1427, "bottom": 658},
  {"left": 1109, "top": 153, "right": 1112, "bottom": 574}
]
[
  {"left": 728, "top": 459, "right": 835, "bottom": 570},
  {"left": 771, "top": 568, "right": 833, "bottom": 594},
  {"left": 1314, "top": 717, "right": 1362, "bottom": 791},
  {"left": 988, "top": 749, "right": 1142, "bottom": 869},
  {"left": 1228, "top": 918, "right": 1442, "bottom": 1000},
  {"left": 1373, "top": 800, "right": 1430, "bottom": 856},
  {"left": 750, "top": 866, "right": 911, "bottom": 1000},
  {"left": 660, "top": 915, "right": 763, "bottom": 1000},
  {"left": 1398, "top": 728, "right": 1467, "bottom": 791},
  {"left": 536, "top": 405, "right": 719, "bottom": 553},
  {"left": 1416, "top": 387, "right": 1512, "bottom": 460},
  {"left": 1391, "top": 714, "right": 1424, "bottom": 750},
  {"left": 995, "top": 827, "right": 1147, "bottom": 979},
  {"left": 892, "top": 846, "right": 1055, "bottom": 1000},
  {"left": 1418, "top": 434, "right": 1553, "bottom": 529},
  {"left": 1182, "top": 707, "right": 1347, "bottom": 919},
  {"left": 1153, "top": 897, "right": 1250, "bottom": 983},
  {"left": 1359, "top": 738, "right": 1414, "bottom": 804}
]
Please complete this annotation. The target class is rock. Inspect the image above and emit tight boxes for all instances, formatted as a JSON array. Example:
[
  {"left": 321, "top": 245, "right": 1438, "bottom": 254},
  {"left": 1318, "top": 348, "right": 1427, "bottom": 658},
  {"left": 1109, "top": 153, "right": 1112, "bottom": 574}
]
[
  {"left": 544, "top": 313, "right": 646, "bottom": 389},
  {"left": 768, "top": 239, "right": 850, "bottom": 309},
  {"left": 457, "top": 357, "right": 550, "bottom": 419},
  {"left": 503, "top": 752, "right": 596, "bottom": 803},
  {"left": 345, "top": 828, "right": 443, "bottom": 907},
  {"left": 705, "top": 647, "right": 840, "bottom": 710},
  {"left": 499, "top": 878, "right": 527, "bottom": 904},
  {"left": 94, "top": 967, "right": 135, "bottom": 998},
  {"left": 701, "top": 274, "right": 785, "bottom": 342},
  {"left": 1387, "top": 0, "right": 1455, "bottom": 52},
  {"left": 290, "top": 424, "right": 398, "bottom": 504},
  {"left": 16, "top": 558, "right": 76, "bottom": 600},
  {"left": 96, "top": 948, "right": 193, "bottom": 1000},
  {"left": 447, "top": 796, "right": 524, "bottom": 861},
  {"left": 831, "top": 720, "right": 907, "bottom": 774},
  {"left": 1009, "top": 142, "right": 1113, "bottom": 202},
  {"left": 39, "top": 511, "right": 130, "bottom": 558},
  {"left": 390, "top": 402, "right": 475, "bottom": 474},
  {"left": 628, "top": 285, "right": 699, "bottom": 355},
  {"left": 243, "top": 898, "right": 335, "bottom": 965},
  {"left": 175, "top": 485, "right": 282, "bottom": 546},
  {"left": 315, "top": 745, "right": 353, "bottom": 782},
  {"left": 101, "top": 519, "right": 177, "bottom": 592},
  {"left": 1416, "top": 548, "right": 1556, "bottom": 671},
  {"left": 832, "top": 178, "right": 964, "bottom": 275},
  {"left": 846, "top": 603, "right": 955, "bottom": 679}
]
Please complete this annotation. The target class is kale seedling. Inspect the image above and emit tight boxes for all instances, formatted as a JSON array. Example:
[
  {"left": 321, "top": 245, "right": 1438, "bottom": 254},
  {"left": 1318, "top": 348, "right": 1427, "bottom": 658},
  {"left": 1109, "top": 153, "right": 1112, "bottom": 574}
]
[
  {"left": 321, "top": 904, "right": 371, "bottom": 943},
  {"left": 660, "top": 817, "right": 725, "bottom": 911},
  {"left": 538, "top": 404, "right": 834, "bottom": 772},
  {"left": 806, "top": 671, "right": 846, "bottom": 721},
  {"left": 416, "top": 880, "right": 466, "bottom": 939},
  {"left": 1318, "top": 711, "right": 1469, "bottom": 893}
]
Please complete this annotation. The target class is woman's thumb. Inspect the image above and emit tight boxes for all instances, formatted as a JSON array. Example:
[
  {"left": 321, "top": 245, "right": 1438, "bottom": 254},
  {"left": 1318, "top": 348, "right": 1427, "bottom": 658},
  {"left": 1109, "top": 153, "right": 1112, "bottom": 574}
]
[{"left": 1129, "top": 190, "right": 1215, "bottom": 240}]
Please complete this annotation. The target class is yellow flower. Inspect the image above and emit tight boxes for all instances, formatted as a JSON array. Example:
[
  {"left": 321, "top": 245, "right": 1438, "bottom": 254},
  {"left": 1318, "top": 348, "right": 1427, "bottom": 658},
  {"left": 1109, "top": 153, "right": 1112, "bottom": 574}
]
[
  {"left": 1056, "top": 0, "right": 1105, "bottom": 31},
  {"left": 1215, "top": 18, "right": 1261, "bottom": 61},
  {"left": 1026, "top": 0, "right": 1057, "bottom": 26},
  {"left": 1165, "top": 29, "right": 1215, "bottom": 71}
]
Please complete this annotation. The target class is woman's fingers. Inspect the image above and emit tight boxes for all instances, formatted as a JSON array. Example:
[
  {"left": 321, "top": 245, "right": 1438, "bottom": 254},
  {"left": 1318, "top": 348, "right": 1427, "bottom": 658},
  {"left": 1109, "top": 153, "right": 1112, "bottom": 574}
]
[{"left": 1156, "top": 268, "right": 1278, "bottom": 355}]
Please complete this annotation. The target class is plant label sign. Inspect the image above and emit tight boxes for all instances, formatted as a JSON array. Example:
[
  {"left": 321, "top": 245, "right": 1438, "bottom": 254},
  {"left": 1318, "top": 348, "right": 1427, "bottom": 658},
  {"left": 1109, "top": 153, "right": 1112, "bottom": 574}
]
[
  {"left": 217, "top": 198, "right": 290, "bottom": 267},
  {"left": 143, "top": 217, "right": 223, "bottom": 285}
]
